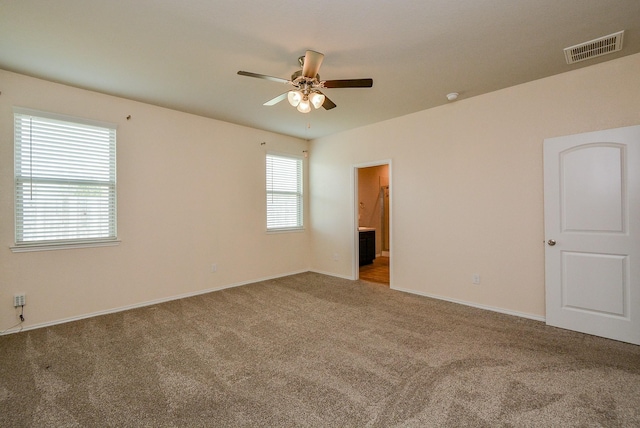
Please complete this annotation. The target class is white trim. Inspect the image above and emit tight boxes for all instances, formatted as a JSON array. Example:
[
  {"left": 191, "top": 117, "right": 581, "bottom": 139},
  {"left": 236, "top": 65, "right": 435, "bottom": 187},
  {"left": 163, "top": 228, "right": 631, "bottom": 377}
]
[
  {"left": 0, "top": 270, "right": 545, "bottom": 335},
  {"left": 13, "top": 106, "right": 118, "bottom": 130},
  {"left": 352, "top": 159, "right": 393, "bottom": 285},
  {"left": 308, "top": 269, "right": 355, "bottom": 281},
  {"left": 13, "top": 108, "right": 118, "bottom": 246},
  {"left": 266, "top": 153, "right": 304, "bottom": 231},
  {"left": 0, "top": 269, "right": 308, "bottom": 336},
  {"left": 265, "top": 149, "right": 304, "bottom": 161},
  {"left": 11, "top": 240, "right": 121, "bottom": 253},
  {"left": 266, "top": 227, "right": 305, "bottom": 234},
  {"left": 353, "top": 159, "right": 393, "bottom": 169},
  {"left": 392, "top": 286, "right": 546, "bottom": 322}
]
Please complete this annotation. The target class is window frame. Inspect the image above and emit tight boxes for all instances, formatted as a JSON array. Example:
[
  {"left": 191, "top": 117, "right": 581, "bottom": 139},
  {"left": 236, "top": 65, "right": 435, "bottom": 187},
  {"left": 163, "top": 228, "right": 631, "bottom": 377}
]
[
  {"left": 11, "top": 107, "right": 119, "bottom": 252},
  {"left": 266, "top": 152, "right": 304, "bottom": 233}
]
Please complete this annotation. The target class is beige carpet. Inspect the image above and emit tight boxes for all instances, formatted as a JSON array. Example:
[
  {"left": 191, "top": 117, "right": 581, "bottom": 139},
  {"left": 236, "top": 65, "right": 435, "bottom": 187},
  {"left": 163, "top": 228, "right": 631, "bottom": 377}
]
[{"left": 1, "top": 272, "right": 639, "bottom": 427}]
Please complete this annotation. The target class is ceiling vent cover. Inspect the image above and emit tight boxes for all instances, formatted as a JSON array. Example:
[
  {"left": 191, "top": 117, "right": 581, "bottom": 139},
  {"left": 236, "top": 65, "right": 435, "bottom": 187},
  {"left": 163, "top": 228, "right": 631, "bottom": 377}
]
[{"left": 564, "top": 30, "right": 624, "bottom": 64}]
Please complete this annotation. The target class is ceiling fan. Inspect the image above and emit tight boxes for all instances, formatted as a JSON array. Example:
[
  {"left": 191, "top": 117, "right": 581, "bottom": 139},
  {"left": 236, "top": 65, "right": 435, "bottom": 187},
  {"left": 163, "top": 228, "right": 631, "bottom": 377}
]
[{"left": 237, "top": 50, "right": 373, "bottom": 113}]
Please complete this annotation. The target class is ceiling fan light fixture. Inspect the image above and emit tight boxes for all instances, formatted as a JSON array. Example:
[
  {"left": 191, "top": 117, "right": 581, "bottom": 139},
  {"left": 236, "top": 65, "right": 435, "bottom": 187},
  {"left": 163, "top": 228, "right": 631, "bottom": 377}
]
[
  {"left": 288, "top": 90, "right": 302, "bottom": 107},
  {"left": 238, "top": 50, "right": 373, "bottom": 113},
  {"left": 309, "top": 92, "right": 325, "bottom": 109},
  {"left": 297, "top": 98, "right": 311, "bottom": 113}
]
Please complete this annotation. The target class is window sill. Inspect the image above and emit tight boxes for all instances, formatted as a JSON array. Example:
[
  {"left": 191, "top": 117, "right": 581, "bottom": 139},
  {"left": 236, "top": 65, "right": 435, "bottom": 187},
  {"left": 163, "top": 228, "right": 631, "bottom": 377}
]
[
  {"left": 10, "top": 239, "right": 121, "bottom": 253},
  {"left": 266, "top": 227, "right": 305, "bottom": 234}
]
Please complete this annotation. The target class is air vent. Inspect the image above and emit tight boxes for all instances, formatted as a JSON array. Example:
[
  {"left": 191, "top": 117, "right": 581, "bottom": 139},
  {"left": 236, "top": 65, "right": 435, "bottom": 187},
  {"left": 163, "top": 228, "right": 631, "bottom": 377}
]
[{"left": 564, "top": 30, "right": 624, "bottom": 64}]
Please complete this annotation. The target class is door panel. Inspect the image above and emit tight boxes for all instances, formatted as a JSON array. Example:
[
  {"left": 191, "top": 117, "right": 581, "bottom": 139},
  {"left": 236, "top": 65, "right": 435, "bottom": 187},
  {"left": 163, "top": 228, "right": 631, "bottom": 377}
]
[
  {"left": 562, "top": 252, "right": 627, "bottom": 317},
  {"left": 544, "top": 125, "right": 640, "bottom": 345},
  {"left": 562, "top": 145, "right": 624, "bottom": 232}
]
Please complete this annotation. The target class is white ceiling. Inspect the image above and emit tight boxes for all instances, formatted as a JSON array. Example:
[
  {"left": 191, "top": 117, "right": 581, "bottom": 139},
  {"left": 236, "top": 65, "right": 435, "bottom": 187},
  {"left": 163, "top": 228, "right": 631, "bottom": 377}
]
[{"left": 1, "top": 0, "right": 639, "bottom": 140}]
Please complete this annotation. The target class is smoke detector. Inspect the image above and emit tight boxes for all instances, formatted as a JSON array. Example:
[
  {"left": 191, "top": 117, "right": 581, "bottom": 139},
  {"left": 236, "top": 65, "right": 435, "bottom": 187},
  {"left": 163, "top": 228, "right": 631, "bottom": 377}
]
[{"left": 564, "top": 30, "right": 624, "bottom": 65}]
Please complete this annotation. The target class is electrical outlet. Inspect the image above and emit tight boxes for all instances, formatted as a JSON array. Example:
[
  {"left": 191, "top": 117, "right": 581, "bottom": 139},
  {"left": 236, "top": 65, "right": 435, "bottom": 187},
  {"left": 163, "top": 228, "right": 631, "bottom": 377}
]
[
  {"left": 333, "top": 253, "right": 339, "bottom": 261},
  {"left": 472, "top": 274, "right": 481, "bottom": 285},
  {"left": 14, "top": 293, "right": 26, "bottom": 307},
  {"left": 211, "top": 264, "right": 217, "bottom": 273}
]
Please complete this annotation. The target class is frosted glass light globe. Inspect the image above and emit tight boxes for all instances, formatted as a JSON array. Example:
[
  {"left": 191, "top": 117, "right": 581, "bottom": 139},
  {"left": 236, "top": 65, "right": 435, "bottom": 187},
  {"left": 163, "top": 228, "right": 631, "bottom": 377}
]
[
  {"left": 309, "top": 92, "right": 325, "bottom": 109},
  {"left": 288, "top": 91, "right": 302, "bottom": 107},
  {"left": 297, "top": 99, "right": 311, "bottom": 113}
]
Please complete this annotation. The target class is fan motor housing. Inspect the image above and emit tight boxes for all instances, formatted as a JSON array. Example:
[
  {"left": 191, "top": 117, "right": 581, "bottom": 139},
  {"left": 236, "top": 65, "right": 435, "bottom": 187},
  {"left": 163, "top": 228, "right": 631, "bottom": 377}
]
[{"left": 291, "top": 70, "right": 320, "bottom": 82}]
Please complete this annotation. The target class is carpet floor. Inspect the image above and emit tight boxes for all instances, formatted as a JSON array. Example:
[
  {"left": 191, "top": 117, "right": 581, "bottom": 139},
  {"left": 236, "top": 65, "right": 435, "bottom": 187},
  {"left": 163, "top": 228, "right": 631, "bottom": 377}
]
[{"left": 1, "top": 272, "right": 639, "bottom": 427}]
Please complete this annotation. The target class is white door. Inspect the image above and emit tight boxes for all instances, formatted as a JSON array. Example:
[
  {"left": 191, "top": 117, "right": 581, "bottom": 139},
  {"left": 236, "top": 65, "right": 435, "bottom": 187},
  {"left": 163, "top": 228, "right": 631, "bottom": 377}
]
[{"left": 544, "top": 125, "right": 640, "bottom": 345}]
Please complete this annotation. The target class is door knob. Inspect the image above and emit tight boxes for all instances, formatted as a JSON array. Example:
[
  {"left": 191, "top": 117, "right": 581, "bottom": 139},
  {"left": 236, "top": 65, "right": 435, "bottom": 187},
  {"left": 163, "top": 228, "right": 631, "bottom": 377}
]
[{"left": 547, "top": 239, "right": 556, "bottom": 246}]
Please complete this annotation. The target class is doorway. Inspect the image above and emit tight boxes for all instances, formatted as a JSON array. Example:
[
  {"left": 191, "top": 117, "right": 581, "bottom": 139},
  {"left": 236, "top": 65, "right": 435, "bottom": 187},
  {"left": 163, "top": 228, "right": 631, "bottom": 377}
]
[{"left": 355, "top": 162, "right": 391, "bottom": 285}]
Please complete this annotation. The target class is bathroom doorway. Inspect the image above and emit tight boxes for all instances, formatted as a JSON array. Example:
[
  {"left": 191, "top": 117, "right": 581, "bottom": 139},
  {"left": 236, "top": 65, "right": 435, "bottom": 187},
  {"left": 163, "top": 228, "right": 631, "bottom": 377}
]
[{"left": 355, "top": 161, "right": 391, "bottom": 286}]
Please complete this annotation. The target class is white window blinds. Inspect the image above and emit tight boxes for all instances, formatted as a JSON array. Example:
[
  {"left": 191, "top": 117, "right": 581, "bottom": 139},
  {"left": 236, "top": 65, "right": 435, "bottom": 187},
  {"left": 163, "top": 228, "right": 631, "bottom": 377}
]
[
  {"left": 266, "top": 154, "right": 303, "bottom": 230},
  {"left": 14, "top": 109, "right": 117, "bottom": 246}
]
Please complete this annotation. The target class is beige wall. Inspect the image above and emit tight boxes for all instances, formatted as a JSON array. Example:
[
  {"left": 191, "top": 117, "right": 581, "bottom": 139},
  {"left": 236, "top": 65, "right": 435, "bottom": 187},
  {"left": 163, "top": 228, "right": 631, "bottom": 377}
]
[
  {"left": 309, "top": 53, "right": 640, "bottom": 319},
  {"left": 0, "top": 70, "right": 310, "bottom": 332},
  {"left": 2, "top": 53, "right": 639, "bottom": 332}
]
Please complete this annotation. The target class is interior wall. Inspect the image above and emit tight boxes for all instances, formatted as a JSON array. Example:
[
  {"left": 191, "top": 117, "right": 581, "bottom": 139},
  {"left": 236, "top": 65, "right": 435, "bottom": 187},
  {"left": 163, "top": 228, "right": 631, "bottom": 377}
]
[
  {"left": 0, "top": 70, "right": 310, "bottom": 332},
  {"left": 309, "top": 53, "right": 640, "bottom": 319}
]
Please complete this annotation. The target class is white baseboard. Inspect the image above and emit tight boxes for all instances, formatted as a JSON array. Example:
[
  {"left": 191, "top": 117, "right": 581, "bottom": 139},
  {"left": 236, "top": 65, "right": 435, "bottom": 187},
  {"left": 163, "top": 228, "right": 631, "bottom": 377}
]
[
  {"left": 1, "top": 270, "right": 545, "bottom": 335},
  {"left": 391, "top": 286, "right": 546, "bottom": 322},
  {"left": 307, "top": 269, "right": 355, "bottom": 281},
  {"left": 0, "top": 269, "right": 309, "bottom": 336}
]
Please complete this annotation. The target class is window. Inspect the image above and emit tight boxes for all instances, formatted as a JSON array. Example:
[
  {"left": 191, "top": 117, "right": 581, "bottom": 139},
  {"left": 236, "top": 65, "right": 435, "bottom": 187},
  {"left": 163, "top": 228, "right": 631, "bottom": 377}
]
[
  {"left": 266, "top": 153, "right": 303, "bottom": 231},
  {"left": 13, "top": 108, "right": 117, "bottom": 250}
]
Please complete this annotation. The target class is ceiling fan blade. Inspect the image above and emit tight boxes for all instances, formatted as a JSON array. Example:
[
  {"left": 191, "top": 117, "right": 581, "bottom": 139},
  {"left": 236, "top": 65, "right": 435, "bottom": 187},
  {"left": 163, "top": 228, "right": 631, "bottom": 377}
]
[
  {"left": 237, "top": 70, "right": 289, "bottom": 84},
  {"left": 323, "top": 78, "right": 373, "bottom": 88},
  {"left": 302, "top": 50, "right": 324, "bottom": 78},
  {"left": 263, "top": 92, "right": 288, "bottom": 106},
  {"left": 322, "top": 95, "right": 337, "bottom": 110}
]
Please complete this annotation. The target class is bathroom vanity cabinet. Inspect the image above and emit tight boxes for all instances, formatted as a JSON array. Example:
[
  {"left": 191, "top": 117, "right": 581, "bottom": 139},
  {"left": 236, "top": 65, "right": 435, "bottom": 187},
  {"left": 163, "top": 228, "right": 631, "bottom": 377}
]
[{"left": 359, "top": 229, "right": 375, "bottom": 266}]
